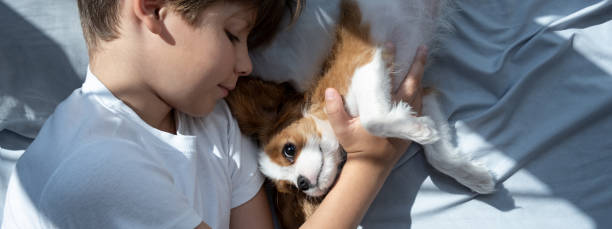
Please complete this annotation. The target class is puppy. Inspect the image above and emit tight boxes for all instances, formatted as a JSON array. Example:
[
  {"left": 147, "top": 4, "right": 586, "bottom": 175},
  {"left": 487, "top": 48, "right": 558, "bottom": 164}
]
[{"left": 227, "top": 0, "right": 496, "bottom": 228}]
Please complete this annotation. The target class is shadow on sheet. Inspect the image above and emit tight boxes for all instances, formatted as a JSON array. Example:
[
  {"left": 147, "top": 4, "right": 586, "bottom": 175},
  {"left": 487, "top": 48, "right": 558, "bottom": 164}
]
[
  {"left": 361, "top": 1, "right": 612, "bottom": 228},
  {"left": 0, "top": 1, "right": 84, "bottom": 225}
]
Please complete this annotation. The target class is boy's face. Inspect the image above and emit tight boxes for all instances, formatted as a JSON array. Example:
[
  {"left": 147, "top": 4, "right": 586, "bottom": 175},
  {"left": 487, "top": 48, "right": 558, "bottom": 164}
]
[{"left": 146, "top": 2, "right": 255, "bottom": 117}]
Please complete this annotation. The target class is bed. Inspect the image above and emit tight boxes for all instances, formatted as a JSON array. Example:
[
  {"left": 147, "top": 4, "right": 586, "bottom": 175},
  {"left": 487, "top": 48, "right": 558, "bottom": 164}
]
[{"left": 1, "top": 0, "right": 611, "bottom": 228}]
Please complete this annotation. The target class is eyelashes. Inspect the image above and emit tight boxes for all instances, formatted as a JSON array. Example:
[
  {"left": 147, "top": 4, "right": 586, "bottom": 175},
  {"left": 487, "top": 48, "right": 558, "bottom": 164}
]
[{"left": 225, "top": 30, "right": 240, "bottom": 43}]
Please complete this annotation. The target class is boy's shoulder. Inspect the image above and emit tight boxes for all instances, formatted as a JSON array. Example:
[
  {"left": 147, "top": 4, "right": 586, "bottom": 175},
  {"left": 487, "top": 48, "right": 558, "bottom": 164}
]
[
  {"left": 16, "top": 74, "right": 170, "bottom": 194},
  {"left": 8, "top": 136, "right": 199, "bottom": 228}
]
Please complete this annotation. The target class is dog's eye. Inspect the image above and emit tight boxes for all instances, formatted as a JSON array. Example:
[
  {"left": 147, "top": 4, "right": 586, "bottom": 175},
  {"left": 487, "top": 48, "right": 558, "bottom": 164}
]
[{"left": 282, "top": 143, "right": 297, "bottom": 163}]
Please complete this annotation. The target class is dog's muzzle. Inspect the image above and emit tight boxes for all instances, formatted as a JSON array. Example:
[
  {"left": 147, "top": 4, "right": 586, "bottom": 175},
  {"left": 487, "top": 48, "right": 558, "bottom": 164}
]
[{"left": 297, "top": 175, "right": 313, "bottom": 191}]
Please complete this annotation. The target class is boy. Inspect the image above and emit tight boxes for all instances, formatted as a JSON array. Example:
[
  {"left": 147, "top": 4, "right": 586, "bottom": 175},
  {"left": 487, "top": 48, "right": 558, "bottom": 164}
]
[{"left": 2, "top": 0, "right": 427, "bottom": 228}]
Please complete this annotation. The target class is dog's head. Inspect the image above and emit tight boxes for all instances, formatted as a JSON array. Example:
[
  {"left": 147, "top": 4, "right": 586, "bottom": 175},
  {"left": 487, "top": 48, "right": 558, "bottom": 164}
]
[{"left": 226, "top": 77, "right": 344, "bottom": 197}]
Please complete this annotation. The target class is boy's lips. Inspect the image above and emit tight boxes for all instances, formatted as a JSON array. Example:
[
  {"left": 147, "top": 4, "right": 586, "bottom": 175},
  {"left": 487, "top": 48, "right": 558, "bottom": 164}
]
[
  {"left": 218, "top": 85, "right": 234, "bottom": 97},
  {"left": 219, "top": 84, "right": 235, "bottom": 91}
]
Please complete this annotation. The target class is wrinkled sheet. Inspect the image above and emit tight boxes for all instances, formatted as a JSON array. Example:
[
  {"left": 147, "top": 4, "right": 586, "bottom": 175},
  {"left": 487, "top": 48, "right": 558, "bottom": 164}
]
[
  {"left": 360, "top": 0, "right": 612, "bottom": 228},
  {"left": 1, "top": 0, "right": 612, "bottom": 228},
  {"left": 0, "top": 0, "right": 87, "bottom": 223}
]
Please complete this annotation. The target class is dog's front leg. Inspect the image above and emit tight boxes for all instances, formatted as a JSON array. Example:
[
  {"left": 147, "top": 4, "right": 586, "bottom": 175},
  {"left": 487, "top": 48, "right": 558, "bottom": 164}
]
[{"left": 344, "top": 47, "right": 439, "bottom": 144}]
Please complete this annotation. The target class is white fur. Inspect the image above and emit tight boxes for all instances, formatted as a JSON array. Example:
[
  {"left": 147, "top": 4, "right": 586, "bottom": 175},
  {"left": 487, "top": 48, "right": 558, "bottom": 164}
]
[
  {"left": 295, "top": 139, "right": 323, "bottom": 183},
  {"left": 344, "top": 46, "right": 495, "bottom": 193},
  {"left": 421, "top": 93, "right": 496, "bottom": 193},
  {"left": 258, "top": 115, "right": 342, "bottom": 197},
  {"left": 308, "top": 115, "right": 342, "bottom": 196},
  {"left": 259, "top": 153, "right": 296, "bottom": 182},
  {"left": 345, "top": 48, "right": 439, "bottom": 144},
  {"left": 253, "top": 0, "right": 496, "bottom": 195}
]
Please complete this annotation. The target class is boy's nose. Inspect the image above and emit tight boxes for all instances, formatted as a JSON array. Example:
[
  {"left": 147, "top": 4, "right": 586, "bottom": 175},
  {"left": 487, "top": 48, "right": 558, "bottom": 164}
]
[
  {"left": 237, "top": 62, "right": 252, "bottom": 76},
  {"left": 236, "top": 48, "right": 252, "bottom": 77}
]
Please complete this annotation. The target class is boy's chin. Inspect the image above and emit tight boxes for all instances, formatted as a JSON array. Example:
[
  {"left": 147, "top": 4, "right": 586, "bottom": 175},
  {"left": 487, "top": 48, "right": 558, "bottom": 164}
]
[{"left": 180, "top": 103, "right": 215, "bottom": 118}]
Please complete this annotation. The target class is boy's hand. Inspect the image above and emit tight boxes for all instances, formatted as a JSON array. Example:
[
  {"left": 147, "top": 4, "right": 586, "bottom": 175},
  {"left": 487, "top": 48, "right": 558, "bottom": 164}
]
[{"left": 324, "top": 45, "right": 428, "bottom": 166}]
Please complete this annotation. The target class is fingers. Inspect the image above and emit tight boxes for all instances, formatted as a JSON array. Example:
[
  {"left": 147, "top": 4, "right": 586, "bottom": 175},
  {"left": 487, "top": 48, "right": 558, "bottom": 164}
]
[
  {"left": 406, "top": 45, "right": 427, "bottom": 94},
  {"left": 392, "top": 45, "right": 427, "bottom": 116},
  {"left": 324, "top": 88, "right": 352, "bottom": 138},
  {"left": 394, "top": 45, "right": 427, "bottom": 100}
]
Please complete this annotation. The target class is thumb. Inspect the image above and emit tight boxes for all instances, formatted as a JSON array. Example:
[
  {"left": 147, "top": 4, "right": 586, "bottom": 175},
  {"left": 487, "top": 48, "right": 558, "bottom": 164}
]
[{"left": 324, "top": 88, "right": 351, "bottom": 137}]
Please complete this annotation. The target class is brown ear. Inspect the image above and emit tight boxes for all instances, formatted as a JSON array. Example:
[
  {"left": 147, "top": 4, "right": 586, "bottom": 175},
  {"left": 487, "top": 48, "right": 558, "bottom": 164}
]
[
  {"left": 274, "top": 180, "right": 323, "bottom": 229},
  {"left": 275, "top": 186, "right": 305, "bottom": 229},
  {"left": 225, "top": 77, "right": 302, "bottom": 145},
  {"left": 273, "top": 180, "right": 297, "bottom": 194}
]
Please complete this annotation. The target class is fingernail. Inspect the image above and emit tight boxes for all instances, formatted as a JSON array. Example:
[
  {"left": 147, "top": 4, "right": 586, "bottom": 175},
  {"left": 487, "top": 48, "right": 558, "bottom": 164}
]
[{"left": 325, "top": 88, "right": 336, "bottom": 100}]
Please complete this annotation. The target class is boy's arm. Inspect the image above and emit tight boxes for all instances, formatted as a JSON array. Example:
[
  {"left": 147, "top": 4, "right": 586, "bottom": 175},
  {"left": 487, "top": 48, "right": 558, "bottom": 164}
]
[
  {"left": 195, "top": 222, "right": 212, "bottom": 229},
  {"left": 223, "top": 46, "right": 427, "bottom": 229},
  {"left": 225, "top": 101, "right": 274, "bottom": 229},
  {"left": 300, "top": 91, "right": 409, "bottom": 229},
  {"left": 302, "top": 46, "right": 428, "bottom": 229},
  {"left": 229, "top": 187, "right": 274, "bottom": 229}
]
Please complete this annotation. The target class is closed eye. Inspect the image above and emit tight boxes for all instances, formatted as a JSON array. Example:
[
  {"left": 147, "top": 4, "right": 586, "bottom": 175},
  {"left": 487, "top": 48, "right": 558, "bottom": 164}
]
[{"left": 225, "top": 30, "right": 240, "bottom": 43}]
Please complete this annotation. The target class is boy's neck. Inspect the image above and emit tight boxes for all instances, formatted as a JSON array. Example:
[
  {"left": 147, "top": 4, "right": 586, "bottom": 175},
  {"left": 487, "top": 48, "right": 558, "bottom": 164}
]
[{"left": 90, "top": 43, "right": 177, "bottom": 135}]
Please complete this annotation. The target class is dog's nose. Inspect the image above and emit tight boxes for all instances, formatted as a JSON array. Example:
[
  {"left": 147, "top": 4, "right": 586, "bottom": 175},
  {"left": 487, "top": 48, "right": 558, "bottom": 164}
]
[{"left": 297, "top": 176, "right": 311, "bottom": 191}]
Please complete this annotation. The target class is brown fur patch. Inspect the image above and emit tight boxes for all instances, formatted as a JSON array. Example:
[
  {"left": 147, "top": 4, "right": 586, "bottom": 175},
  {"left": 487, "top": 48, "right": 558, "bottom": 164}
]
[
  {"left": 275, "top": 188, "right": 325, "bottom": 229},
  {"left": 268, "top": 1, "right": 379, "bottom": 227},
  {"left": 227, "top": 0, "right": 378, "bottom": 227},
  {"left": 307, "top": 0, "right": 376, "bottom": 118},
  {"left": 225, "top": 77, "right": 304, "bottom": 145},
  {"left": 264, "top": 117, "right": 319, "bottom": 166}
]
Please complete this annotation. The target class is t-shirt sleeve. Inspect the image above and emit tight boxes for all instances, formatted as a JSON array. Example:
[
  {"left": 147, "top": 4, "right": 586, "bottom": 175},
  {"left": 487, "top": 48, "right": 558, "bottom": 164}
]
[
  {"left": 38, "top": 142, "right": 203, "bottom": 229},
  {"left": 225, "top": 103, "right": 265, "bottom": 208}
]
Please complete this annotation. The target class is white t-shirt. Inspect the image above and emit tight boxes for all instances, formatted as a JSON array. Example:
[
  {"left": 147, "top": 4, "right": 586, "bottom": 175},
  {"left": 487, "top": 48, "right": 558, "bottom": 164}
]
[{"left": 2, "top": 70, "right": 264, "bottom": 229}]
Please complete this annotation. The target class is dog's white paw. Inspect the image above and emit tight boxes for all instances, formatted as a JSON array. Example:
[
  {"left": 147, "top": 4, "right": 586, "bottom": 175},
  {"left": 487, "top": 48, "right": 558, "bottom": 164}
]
[
  {"left": 456, "top": 163, "right": 497, "bottom": 194},
  {"left": 409, "top": 116, "right": 440, "bottom": 145},
  {"left": 362, "top": 112, "right": 440, "bottom": 144}
]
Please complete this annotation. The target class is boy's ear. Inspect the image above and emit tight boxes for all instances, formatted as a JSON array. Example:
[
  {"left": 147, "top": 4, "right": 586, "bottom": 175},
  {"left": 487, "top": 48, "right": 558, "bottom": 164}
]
[
  {"left": 225, "top": 77, "right": 303, "bottom": 145},
  {"left": 133, "top": 0, "right": 167, "bottom": 35}
]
